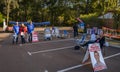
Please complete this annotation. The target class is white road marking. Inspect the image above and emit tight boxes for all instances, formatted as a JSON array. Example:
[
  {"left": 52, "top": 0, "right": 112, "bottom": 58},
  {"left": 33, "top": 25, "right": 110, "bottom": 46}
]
[
  {"left": 57, "top": 52, "right": 120, "bottom": 72},
  {"left": 27, "top": 46, "right": 74, "bottom": 55},
  {"left": 22, "top": 38, "right": 74, "bottom": 46},
  {"left": 104, "top": 52, "right": 120, "bottom": 59},
  {"left": 27, "top": 52, "right": 32, "bottom": 56},
  {"left": 44, "top": 70, "right": 48, "bottom": 72}
]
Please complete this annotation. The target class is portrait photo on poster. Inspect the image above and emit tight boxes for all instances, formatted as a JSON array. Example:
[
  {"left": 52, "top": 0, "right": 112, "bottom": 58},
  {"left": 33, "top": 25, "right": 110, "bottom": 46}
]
[{"left": 90, "top": 51, "right": 107, "bottom": 72}]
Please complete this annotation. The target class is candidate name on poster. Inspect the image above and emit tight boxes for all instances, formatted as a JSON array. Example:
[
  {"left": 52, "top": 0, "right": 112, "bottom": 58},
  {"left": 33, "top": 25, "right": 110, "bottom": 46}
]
[{"left": 89, "top": 43, "right": 107, "bottom": 72}]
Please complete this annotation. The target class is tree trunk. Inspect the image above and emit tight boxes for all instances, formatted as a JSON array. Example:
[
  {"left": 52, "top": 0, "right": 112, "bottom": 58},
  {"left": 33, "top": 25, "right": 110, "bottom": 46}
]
[{"left": 6, "top": 0, "right": 11, "bottom": 26}]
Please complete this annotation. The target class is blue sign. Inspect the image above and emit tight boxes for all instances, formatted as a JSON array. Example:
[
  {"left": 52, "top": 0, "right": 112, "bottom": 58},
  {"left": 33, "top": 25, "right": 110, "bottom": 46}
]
[
  {"left": 9, "top": 21, "right": 50, "bottom": 26},
  {"left": 79, "top": 22, "right": 85, "bottom": 29}
]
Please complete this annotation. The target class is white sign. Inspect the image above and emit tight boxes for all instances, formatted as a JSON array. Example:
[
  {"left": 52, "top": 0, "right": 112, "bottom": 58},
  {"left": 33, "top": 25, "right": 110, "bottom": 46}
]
[
  {"left": 87, "top": 28, "right": 92, "bottom": 34},
  {"left": 3, "top": 19, "right": 7, "bottom": 31},
  {"left": 88, "top": 43, "right": 107, "bottom": 72}
]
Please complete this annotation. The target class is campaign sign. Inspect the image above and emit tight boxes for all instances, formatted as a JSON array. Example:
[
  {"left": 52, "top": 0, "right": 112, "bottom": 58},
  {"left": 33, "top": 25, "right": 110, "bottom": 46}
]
[
  {"left": 98, "top": 29, "right": 103, "bottom": 35},
  {"left": 32, "top": 32, "right": 39, "bottom": 42},
  {"left": 87, "top": 28, "right": 92, "bottom": 34},
  {"left": 80, "top": 22, "right": 85, "bottom": 29},
  {"left": 93, "top": 27, "right": 98, "bottom": 34},
  {"left": 88, "top": 43, "right": 107, "bottom": 72}
]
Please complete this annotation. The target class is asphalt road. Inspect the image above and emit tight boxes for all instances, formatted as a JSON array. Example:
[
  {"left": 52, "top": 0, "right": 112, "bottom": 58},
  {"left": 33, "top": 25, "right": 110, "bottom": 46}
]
[{"left": 0, "top": 33, "right": 120, "bottom": 72}]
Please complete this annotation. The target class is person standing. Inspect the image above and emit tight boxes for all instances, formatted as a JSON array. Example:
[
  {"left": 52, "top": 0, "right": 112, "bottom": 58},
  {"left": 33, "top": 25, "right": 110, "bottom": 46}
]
[
  {"left": 90, "top": 30, "right": 97, "bottom": 41},
  {"left": 27, "top": 21, "right": 34, "bottom": 42},
  {"left": 13, "top": 22, "right": 20, "bottom": 44},
  {"left": 51, "top": 25, "right": 55, "bottom": 36},
  {"left": 19, "top": 23, "right": 27, "bottom": 44},
  {"left": 81, "top": 31, "right": 105, "bottom": 50},
  {"left": 95, "top": 31, "right": 105, "bottom": 49},
  {"left": 73, "top": 23, "right": 78, "bottom": 38}
]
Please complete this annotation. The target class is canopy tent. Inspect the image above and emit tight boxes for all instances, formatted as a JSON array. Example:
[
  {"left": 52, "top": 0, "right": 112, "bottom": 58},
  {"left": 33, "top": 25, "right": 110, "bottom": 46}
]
[{"left": 9, "top": 21, "right": 50, "bottom": 26}]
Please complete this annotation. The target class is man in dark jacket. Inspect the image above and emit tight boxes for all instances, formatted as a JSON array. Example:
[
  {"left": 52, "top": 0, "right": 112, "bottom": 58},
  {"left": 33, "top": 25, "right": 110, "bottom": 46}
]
[{"left": 73, "top": 23, "right": 78, "bottom": 38}]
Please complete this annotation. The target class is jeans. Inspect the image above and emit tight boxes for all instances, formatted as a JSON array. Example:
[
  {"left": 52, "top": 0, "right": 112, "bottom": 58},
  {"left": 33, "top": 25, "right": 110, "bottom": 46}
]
[
  {"left": 21, "top": 35, "right": 25, "bottom": 44},
  {"left": 28, "top": 33, "right": 32, "bottom": 42},
  {"left": 13, "top": 35, "right": 18, "bottom": 44}
]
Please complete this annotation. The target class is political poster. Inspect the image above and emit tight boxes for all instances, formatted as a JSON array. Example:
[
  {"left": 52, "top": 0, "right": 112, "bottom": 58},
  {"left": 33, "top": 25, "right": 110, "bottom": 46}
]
[
  {"left": 97, "top": 29, "right": 103, "bottom": 35},
  {"left": 80, "top": 22, "right": 85, "bottom": 30},
  {"left": 76, "top": 18, "right": 85, "bottom": 30},
  {"left": 93, "top": 27, "right": 98, "bottom": 34},
  {"left": 88, "top": 43, "right": 107, "bottom": 72},
  {"left": 32, "top": 32, "right": 39, "bottom": 42},
  {"left": 87, "top": 28, "right": 92, "bottom": 34}
]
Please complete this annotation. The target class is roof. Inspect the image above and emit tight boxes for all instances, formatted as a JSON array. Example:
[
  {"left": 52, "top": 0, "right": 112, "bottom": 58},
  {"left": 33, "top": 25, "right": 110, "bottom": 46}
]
[{"left": 98, "top": 12, "right": 113, "bottom": 19}]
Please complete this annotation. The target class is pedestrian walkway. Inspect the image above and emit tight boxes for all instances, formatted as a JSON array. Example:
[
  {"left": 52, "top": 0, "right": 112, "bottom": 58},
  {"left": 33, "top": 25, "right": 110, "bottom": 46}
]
[{"left": 0, "top": 33, "right": 11, "bottom": 41}]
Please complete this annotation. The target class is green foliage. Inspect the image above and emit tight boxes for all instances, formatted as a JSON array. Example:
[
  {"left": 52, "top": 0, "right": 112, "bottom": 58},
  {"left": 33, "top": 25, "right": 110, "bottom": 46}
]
[
  {"left": 0, "top": 12, "right": 4, "bottom": 27},
  {"left": 0, "top": 12, "right": 3, "bottom": 22},
  {"left": 113, "top": 12, "right": 120, "bottom": 29},
  {"left": 0, "top": 0, "right": 119, "bottom": 27},
  {"left": 80, "top": 13, "right": 103, "bottom": 28}
]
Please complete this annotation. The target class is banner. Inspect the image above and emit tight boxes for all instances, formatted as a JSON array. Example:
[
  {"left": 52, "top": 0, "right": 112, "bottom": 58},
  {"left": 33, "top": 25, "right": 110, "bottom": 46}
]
[
  {"left": 102, "top": 26, "right": 120, "bottom": 39},
  {"left": 88, "top": 43, "right": 107, "bottom": 72},
  {"left": 87, "top": 28, "right": 92, "bottom": 34},
  {"left": 98, "top": 29, "right": 103, "bottom": 35},
  {"left": 32, "top": 32, "right": 39, "bottom": 42},
  {"left": 80, "top": 22, "right": 85, "bottom": 30},
  {"left": 93, "top": 27, "right": 98, "bottom": 34}
]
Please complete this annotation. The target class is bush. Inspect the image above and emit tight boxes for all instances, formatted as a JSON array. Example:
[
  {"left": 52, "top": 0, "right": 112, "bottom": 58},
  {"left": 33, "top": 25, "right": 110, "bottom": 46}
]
[
  {"left": 0, "top": 12, "right": 4, "bottom": 27},
  {"left": 80, "top": 13, "right": 104, "bottom": 28}
]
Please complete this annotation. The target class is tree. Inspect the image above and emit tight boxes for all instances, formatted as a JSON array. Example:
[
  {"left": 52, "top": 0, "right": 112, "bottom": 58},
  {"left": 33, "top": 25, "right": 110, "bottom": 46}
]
[{"left": 0, "top": 0, "right": 119, "bottom": 27}]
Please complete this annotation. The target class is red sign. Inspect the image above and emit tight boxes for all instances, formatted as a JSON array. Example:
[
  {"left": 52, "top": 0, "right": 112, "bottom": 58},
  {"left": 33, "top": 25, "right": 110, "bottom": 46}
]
[{"left": 89, "top": 44, "right": 101, "bottom": 52}]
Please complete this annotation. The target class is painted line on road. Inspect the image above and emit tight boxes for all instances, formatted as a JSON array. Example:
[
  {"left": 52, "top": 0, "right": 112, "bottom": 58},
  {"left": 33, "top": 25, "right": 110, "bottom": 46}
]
[
  {"left": 57, "top": 52, "right": 120, "bottom": 72},
  {"left": 21, "top": 38, "right": 74, "bottom": 46},
  {"left": 27, "top": 46, "right": 74, "bottom": 56}
]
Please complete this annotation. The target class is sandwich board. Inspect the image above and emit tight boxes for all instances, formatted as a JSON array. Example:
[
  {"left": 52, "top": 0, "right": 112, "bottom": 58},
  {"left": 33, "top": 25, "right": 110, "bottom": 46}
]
[
  {"left": 32, "top": 32, "right": 39, "bottom": 42},
  {"left": 82, "top": 43, "right": 107, "bottom": 72}
]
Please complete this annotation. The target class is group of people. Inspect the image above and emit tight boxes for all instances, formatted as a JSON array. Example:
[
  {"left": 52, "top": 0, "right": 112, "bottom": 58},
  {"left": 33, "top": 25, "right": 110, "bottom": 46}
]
[
  {"left": 13, "top": 21, "right": 34, "bottom": 44},
  {"left": 81, "top": 31, "right": 105, "bottom": 49}
]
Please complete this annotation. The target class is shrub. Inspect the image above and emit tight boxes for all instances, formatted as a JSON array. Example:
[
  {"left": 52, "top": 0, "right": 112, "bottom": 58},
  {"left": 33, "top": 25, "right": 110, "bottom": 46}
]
[
  {"left": 80, "top": 13, "right": 104, "bottom": 28},
  {"left": 0, "top": 12, "right": 4, "bottom": 27}
]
